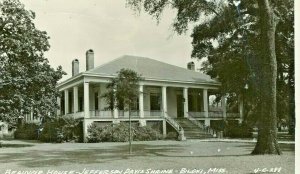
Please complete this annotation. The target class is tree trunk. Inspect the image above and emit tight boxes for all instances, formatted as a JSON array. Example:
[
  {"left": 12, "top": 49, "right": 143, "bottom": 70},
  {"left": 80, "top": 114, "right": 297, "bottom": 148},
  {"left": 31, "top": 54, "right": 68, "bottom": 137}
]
[
  {"left": 252, "top": 0, "right": 281, "bottom": 155},
  {"left": 129, "top": 107, "right": 132, "bottom": 154}
]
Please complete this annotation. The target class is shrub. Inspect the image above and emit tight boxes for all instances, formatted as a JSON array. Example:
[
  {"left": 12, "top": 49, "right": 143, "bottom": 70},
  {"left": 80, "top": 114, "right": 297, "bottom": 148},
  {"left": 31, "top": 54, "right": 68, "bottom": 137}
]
[
  {"left": 39, "top": 117, "right": 82, "bottom": 143},
  {"left": 14, "top": 123, "right": 39, "bottom": 140},
  {"left": 61, "top": 117, "right": 83, "bottom": 142},
  {"left": 210, "top": 120, "right": 227, "bottom": 132},
  {"left": 111, "top": 123, "right": 129, "bottom": 142},
  {"left": 134, "top": 125, "right": 162, "bottom": 141},
  {"left": 165, "top": 132, "right": 178, "bottom": 140},
  {"left": 39, "top": 121, "right": 59, "bottom": 142},
  {"left": 224, "top": 123, "right": 252, "bottom": 138},
  {"left": 209, "top": 120, "right": 252, "bottom": 138},
  {"left": 87, "top": 123, "right": 105, "bottom": 142},
  {"left": 87, "top": 122, "right": 162, "bottom": 142},
  {"left": 88, "top": 122, "right": 130, "bottom": 142}
]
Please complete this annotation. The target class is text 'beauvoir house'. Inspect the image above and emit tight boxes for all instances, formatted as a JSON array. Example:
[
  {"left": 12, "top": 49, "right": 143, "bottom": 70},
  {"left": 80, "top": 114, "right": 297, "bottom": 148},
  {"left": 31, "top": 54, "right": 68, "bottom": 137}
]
[{"left": 56, "top": 50, "right": 244, "bottom": 141}]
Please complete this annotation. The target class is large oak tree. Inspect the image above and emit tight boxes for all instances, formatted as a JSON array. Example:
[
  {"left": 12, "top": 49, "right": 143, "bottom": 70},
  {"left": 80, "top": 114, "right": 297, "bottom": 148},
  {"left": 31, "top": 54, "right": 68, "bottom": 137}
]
[
  {"left": 126, "top": 0, "right": 294, "bottom": 154},
  {"left": 0, "top": 0, "right": 65, "bottom": 128}
]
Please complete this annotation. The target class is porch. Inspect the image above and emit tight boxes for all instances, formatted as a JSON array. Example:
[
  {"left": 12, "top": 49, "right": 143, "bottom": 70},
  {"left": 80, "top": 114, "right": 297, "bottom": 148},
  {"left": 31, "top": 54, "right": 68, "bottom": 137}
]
[
  {"left": 58, "top": 82, "right": 243, "bottom": 124},
  {"left": 57, "top": 81, "right": 243, "bottom": 141}
]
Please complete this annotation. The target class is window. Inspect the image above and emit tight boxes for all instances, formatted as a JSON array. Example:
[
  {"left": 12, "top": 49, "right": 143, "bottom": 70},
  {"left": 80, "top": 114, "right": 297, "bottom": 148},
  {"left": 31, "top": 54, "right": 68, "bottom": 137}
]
[
  {"left": 150, "top": 93, "right": 161, "bottom": 110},
  {"left": 95, "top": 92, "right": 98, "bottom": 110},
  {"left": 79, "top": 97, "right": 83, "bottom": 111}
]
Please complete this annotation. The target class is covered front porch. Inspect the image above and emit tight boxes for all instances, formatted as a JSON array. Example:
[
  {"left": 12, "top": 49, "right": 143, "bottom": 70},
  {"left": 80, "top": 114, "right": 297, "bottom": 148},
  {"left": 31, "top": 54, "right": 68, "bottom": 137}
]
[{"left": 57, "top": 80, "right": 243, "bottom": 125}]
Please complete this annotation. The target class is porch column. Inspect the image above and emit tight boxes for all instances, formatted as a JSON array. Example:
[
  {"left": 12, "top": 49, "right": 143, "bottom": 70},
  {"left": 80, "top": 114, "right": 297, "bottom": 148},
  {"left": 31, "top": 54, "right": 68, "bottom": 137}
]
[
  {"left": 84, "top": 82, "right": 90, "bottom": 118},
  {"left": 64, "top": 89, "right": 69, "bottom": 115},
  {"left": 183, "top": 87, "right": 188, "bottom": 118},
  {"left": 238, "top": 95, "right": 244, "bottom": 123},
  {"left": 139, "top": 85, "right": 144, "bottom": 118},
  {"left": 90, "top": 88, "right": 95, "bottom": 112},
  {"left": 162, "top": 86, "right": 167, "bottom": 117},
  {"left": 113, "top": 88, "right": 118, "bottom": 118},
  {"left": 221, "top": 96, "right": 227, "bottom": 119},
  {"left": 114, "top": 107, "right": 119, "bottom": 118},
  {"left": 203, "top": 89, "right": 210, "bottom": 126},
  {"left": 56, "top": 97, "right": 61, "bottom": 116},
  {"left": 162, "top": 120, "right": 167, "bottom": 137},
  {"left": 97, "top": 85, "right": 101, "bottom": 111},
  {"left": 73, "top": 86, "right": 79, "bottom": 113}
]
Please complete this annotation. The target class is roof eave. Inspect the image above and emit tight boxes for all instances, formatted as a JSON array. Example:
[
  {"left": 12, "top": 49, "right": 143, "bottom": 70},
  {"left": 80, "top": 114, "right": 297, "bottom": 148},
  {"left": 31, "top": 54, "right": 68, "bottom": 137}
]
[
  {"left": 82, "top": 72, "right": 221, "bottom": 86},
  {"left": 56, "top": 73, "right": 84, "bottom": 88}
]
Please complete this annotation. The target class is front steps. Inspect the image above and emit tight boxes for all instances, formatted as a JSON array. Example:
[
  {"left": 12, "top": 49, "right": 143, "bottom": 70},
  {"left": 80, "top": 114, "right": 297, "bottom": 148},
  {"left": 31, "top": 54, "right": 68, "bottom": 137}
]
[{"left": 175, "top": 118, "right": 214, "bottom": 139}]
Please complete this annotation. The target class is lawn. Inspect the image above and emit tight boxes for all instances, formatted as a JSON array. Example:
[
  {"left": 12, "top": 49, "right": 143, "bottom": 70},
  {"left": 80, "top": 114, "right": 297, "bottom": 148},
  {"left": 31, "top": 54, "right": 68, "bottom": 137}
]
[{"left": 0, "top": 140, "right": 295, "bottom": 174}]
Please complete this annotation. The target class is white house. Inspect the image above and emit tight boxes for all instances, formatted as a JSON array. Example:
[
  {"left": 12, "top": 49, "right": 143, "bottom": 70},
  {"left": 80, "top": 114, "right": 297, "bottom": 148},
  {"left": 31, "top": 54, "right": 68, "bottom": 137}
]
[{"left": 56, "top": 50, "right": 243, "bottom": 141}]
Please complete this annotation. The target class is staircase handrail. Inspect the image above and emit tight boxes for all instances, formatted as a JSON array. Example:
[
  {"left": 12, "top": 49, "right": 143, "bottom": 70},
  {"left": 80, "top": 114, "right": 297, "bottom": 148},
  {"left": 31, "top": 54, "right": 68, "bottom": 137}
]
[
  {"left": 164, "top": 112, "right": 183, "bottom": 133},
  {"left": 165, "top": 112, "right": 185, "bottom": 140},
  {"left": 186, "top": 112, "right": 218, "bottom": 137}
]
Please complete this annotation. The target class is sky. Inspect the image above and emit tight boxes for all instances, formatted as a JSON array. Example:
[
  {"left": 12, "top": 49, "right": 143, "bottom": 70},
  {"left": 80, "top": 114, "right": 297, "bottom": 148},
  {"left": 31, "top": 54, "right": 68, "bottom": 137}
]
[{"left": 20, "top": 0, "right": 200, "bottom": 81}]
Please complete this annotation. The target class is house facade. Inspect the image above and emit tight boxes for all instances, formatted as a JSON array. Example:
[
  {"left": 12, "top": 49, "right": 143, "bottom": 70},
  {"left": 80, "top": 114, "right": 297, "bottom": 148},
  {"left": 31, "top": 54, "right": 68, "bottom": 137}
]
[{"left": 56, "top": 50, "right": 244, "bottom": 141}]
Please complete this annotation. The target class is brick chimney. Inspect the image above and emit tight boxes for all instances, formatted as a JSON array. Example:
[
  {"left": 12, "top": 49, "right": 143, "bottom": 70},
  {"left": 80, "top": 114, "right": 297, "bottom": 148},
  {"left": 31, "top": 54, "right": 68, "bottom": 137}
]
[
  {"left": 187, "top": 62, "right": 195, "bottom": 71},
  {"left": 72, "top": 59, "right": 79, "bottom": 76},
  {"left": 86, "top": 49, "right": 94, "bottom": 70}
]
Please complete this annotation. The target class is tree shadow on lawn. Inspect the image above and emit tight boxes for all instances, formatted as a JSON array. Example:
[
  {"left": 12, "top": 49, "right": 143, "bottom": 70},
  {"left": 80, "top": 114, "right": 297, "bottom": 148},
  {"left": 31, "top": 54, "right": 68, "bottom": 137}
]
[
  {"left": 0, "top": 144, "right": 34, "bottom": 148},
  {"left": 0, "top": 143, "right": 257, "bottom": 168},
  {"left": 236, "top": 143, "right": 295, "bottom": 152}
]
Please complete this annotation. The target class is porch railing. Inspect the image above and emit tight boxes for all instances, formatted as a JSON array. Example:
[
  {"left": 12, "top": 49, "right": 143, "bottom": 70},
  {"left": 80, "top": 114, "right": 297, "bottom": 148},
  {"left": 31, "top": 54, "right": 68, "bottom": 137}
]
[
  {"left": 66, "top": 112, "right": 85, "bottom": 119},
  {"left": 144, "top": 110, "right": 164, "bottom": 117},
  {"left": 208, "top": 111, "right": 223, "bottom": 118},
  {"left": 90, "top": 110, "right": 113, "bottom": 118},
  {"left": 187, "top": 112, "right": 206, "bottom": 118},
  {"left": 187, "top": 111, "right": 240, "bottom": 118},
  {"left": 118, "top": 110, "right": 124, "bottom": 117},
  {"left": 118, "top": 110, "right": 140, "bottom": 118},
  {"left": 226, "top": 113, "right": 240, "bottom": 118},
  {"left": 66, "top": 110, "right": 165, "bottom": 119}
]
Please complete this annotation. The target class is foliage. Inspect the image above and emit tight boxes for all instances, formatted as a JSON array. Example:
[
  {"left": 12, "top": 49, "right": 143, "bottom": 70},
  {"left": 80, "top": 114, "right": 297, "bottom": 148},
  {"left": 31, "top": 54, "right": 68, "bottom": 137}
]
[
  {"left": 0, "top": 0, "right": 66, "bottom": 128},
  {"left": 39, "top": 120, "right": 59, "bottom": 142},
  {"left": 39, "top": 117, "right": 82, "bottom": 143},
  {"left": 126, "top": 0, "right": 293, "bottom": 154},
  {"left": 210, "top": 120, "right": 252, "bottom": 138},
  {"left": 101, "top": 68, "right": 143, "bottom": 153},
  {"left": 165, "top": 132, "right": 178, "bottom": 140},
  {"left": 14, "top": 123, "right": 39, "bottom": 140},
  {"left": 87, "top": 122, "right": 162, "bottom": 143},
  {"left": 210, "top": 120, "right": 227, "bottom": 132},
  {"left": 191, "top": 0, "right": 294, "bottom": 128},
  {"left": 102, "top": 68, "right": 143, "bottom": 111},
  {"left": 134, "top": 124, "right": 162, "bottom": 141},
  {"left": 224, "top": 123, "right": 252, "bottom": 138}
]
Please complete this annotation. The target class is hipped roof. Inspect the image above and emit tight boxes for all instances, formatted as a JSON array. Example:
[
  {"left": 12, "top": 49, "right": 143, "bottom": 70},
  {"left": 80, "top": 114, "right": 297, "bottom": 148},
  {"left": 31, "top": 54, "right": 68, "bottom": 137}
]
[{"left": 86, "top": 55, "right": 217, "bottom": 84}]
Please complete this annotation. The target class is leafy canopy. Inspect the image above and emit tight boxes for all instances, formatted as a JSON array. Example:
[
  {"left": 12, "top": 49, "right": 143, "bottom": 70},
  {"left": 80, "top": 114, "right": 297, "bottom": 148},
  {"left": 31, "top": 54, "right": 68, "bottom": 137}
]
[
  {"left": 0, "top": 0, "right": 66, "bottom": 127},
  {"left": 126, "top": 0, "right": 294, "bottom": 125},
  {"left": 102, "top": 68, "right": 143, "bottom": 111}
]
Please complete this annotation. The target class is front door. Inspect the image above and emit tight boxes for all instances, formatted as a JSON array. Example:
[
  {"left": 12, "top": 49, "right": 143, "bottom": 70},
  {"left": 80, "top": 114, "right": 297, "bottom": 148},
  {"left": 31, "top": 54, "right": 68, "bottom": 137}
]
[{"left": 177, "top": 95, "right": 184, "bottom": 118}]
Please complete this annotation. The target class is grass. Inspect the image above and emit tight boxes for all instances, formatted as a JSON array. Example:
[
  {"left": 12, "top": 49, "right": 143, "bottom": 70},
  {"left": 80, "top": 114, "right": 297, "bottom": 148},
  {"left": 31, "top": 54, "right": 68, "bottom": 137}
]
[{"left": 0, "top": 140, "right": 295, "bottom": 174}]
